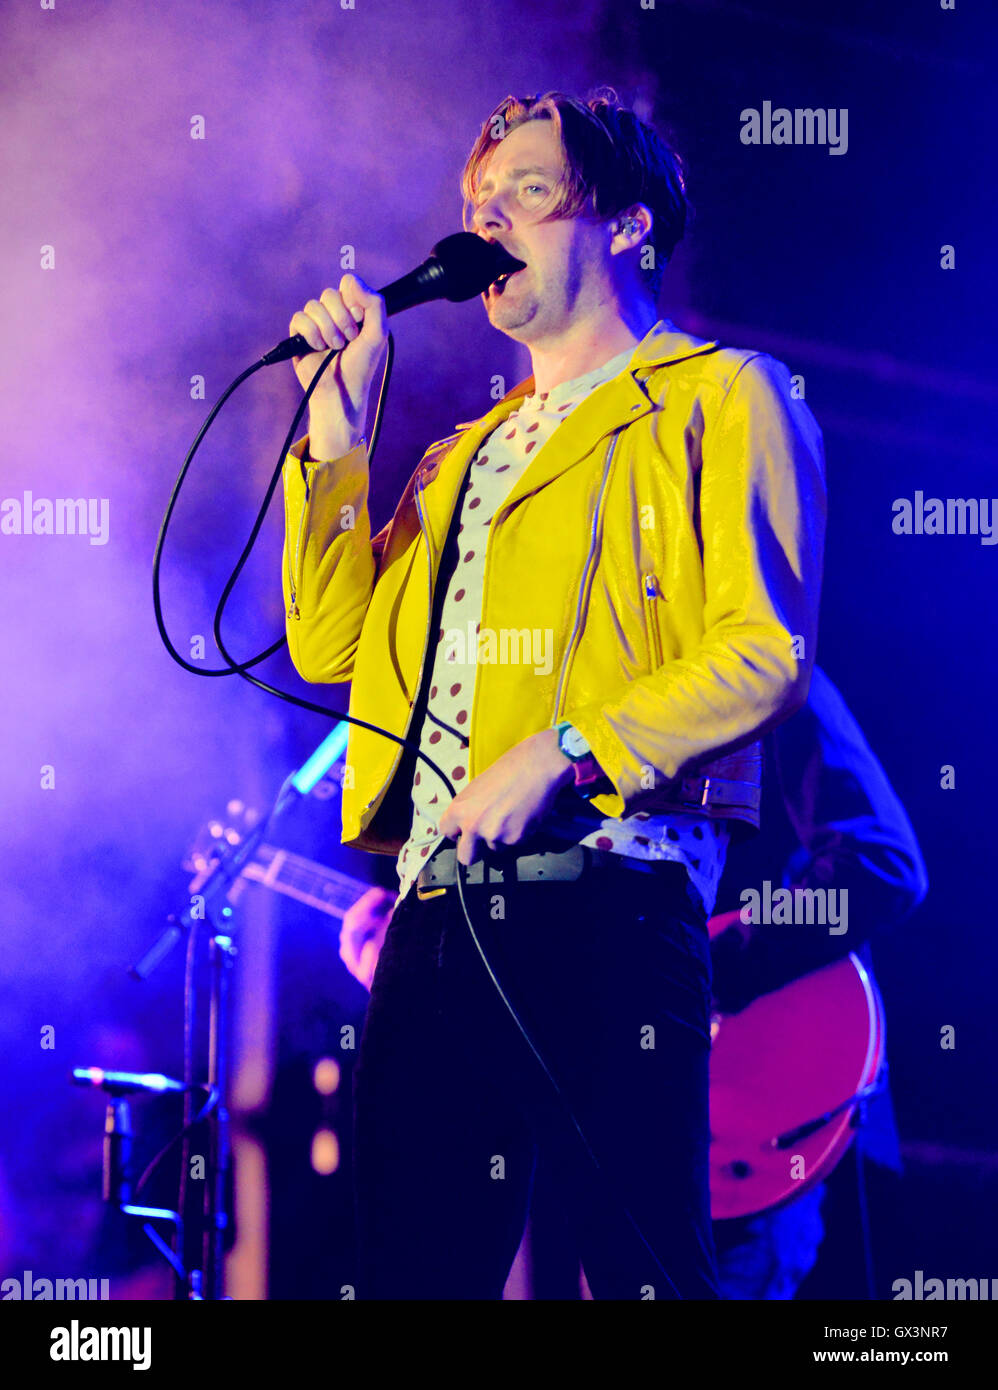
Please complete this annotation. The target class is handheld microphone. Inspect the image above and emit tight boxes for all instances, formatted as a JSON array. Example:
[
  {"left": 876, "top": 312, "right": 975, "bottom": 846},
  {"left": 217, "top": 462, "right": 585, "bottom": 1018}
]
[{"left": 260, "top": 232, "right": 526, "bottom": 366}]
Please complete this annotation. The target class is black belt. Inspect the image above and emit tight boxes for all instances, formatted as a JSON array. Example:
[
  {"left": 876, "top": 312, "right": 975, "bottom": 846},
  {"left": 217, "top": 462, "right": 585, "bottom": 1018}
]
[{"left": 414, "top": 842, "right": 679, "bottom": 899}]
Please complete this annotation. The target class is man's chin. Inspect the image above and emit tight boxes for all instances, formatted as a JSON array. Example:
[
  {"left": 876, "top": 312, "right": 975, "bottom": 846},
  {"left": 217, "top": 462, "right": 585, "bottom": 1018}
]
[{"left": 484, "top": 293, "right": 537, "bottom": 336}]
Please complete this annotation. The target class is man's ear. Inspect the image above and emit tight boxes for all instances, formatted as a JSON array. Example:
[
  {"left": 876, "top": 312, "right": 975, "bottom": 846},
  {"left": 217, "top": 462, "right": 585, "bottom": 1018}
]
[{"left": 609, "top": 204, "right": 653, "bottom": 253}]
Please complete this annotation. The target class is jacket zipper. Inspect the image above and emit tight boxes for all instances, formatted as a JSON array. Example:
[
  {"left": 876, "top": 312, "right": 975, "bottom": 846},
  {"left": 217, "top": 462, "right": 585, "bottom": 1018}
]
[
  {"left": 360, "top": 473, "right": 436, "bottom": 818},
  {"left": 642, "top": 573, "right": 664, "bottom": 667},
  {"left": 553, "top": 431, "right": 621, "bottom": 720},
  {"left": 410, "top": 477, "right": 436, "bottom": 736},
  {"left": 286, "top": 463, "right": 313, "bottom": 618}
]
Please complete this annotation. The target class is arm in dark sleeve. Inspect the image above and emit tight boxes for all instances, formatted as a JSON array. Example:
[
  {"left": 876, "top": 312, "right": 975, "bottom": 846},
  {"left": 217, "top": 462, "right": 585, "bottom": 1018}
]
[{"left": 711, "top": 666, "right": 928, "bottom": 1010}]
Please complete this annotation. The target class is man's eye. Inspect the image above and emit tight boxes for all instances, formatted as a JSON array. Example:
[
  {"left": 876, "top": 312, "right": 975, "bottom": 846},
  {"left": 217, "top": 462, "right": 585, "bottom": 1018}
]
[{"left": 522, "top": 184, "right": 547, "bottom": 196}]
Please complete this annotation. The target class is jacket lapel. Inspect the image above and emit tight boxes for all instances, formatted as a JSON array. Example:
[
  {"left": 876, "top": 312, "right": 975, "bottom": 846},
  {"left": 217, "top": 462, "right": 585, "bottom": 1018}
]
[{"left": 413, "top": 320, "right": 720, "bottom": 559}]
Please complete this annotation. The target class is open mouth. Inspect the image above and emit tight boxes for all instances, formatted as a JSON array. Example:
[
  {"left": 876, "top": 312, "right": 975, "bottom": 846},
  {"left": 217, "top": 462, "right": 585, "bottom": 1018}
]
[{"left": 490, "top": 267, "right": 524, "bottom": 295}]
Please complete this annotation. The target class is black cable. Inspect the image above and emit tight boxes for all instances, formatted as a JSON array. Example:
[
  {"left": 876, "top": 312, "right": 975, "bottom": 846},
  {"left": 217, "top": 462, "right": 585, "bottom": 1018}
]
[
  {"left": 154, "top": 331, "right": 685, "bottom": 1298},
  {"left": 209, "top": 336, "right": 392, "bottom": 686},
  {"left": 452, "top": 860, "right": 683, "bottom": 1296},
  {"left": 854, "top": 1125, "right": 877, "bottom": 1299},
  {"left": 135, "top": 1085, "right": 218, "bottom": 1197},
  {"left": 153, "top": 333, "right": 458, "bottom": 1294},
  {"left": 152, "top": 358, "right": 282, "bottom": 677}
]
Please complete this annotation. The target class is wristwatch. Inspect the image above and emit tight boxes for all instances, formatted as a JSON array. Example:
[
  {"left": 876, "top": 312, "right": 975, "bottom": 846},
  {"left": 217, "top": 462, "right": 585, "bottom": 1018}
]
[{"left": 555, "top": 721, "right": 609, "bottom": 800}]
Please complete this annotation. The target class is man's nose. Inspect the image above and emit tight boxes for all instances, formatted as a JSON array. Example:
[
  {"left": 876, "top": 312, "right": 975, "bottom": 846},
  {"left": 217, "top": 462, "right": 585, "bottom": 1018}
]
[{"left": 472, "top": 193, "right": 512, "bottom": 232}]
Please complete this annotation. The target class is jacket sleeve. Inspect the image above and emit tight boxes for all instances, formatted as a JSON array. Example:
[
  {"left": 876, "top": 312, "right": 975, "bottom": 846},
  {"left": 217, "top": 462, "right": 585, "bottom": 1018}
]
[
  {"left": 281, "top": 436, "right": 391, "bottom": 684},
  {"left": 562, "top": 352, "right": 827, "bottom": 816}
]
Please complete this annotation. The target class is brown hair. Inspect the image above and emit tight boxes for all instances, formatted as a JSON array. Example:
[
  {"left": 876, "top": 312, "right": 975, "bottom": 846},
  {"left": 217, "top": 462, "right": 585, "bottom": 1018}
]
[{"left": 460, "top": 87, "right": 690, "bottom": 299}]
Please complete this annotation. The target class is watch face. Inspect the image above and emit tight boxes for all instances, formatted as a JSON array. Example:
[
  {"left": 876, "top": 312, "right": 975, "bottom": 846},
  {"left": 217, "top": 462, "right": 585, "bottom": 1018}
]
[{"left": 561, "top": 726, "right": 589, "bottom": 759}]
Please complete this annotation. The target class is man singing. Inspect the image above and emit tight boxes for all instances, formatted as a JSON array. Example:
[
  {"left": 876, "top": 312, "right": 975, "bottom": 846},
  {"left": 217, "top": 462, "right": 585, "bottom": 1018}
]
[{"left": 281, "top": 88, "right": 826, "bottom": 1299}]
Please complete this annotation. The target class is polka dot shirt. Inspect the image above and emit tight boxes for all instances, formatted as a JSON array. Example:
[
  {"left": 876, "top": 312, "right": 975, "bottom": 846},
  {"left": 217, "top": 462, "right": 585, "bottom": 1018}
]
[{"left": 396, "top": 345, "right": 729, "bottom": 914}]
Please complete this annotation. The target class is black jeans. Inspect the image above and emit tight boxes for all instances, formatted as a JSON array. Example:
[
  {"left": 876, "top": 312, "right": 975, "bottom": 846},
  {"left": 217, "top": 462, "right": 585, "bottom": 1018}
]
[{"left": 352, "top": 855, "right": 721, "bottom": 1300}]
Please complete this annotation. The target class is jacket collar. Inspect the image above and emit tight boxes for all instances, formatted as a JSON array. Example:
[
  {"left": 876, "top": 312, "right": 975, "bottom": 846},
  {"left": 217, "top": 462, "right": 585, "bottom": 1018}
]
[
  {"left": 458, "top": 318, "right": 719, "bottom": 420},
  {"left": 415, "top": 318, "right": 719, "bottom": 560}
]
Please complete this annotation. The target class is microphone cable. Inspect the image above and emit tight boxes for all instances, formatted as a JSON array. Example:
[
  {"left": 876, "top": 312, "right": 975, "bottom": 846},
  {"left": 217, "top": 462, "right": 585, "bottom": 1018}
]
[{"left": 153, "top": 331, "right": 686, "bottom": 1299}]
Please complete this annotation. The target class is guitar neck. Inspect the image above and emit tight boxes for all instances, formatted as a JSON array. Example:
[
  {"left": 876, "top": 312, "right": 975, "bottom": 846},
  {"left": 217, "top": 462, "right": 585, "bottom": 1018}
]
[{"left": 241, "top": 843, "right": 372, "bottom": 920}]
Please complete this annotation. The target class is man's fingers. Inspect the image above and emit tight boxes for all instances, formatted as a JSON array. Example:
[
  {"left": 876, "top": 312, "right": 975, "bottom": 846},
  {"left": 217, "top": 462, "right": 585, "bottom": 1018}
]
[
  {"left": 339, "top": 273, "right": 388, "bottom": 342},
  {"left": 455, "top": 828, "right": 482, "bottom": 867},
  {"left": 287, "top": 308, "right": 329, "bottom": 353},
  {"left": 318, "top": 288, "right": 361, "bottom": 344},
  {"left": 437, "top": 799, "right": 459, "bottom": 841}
]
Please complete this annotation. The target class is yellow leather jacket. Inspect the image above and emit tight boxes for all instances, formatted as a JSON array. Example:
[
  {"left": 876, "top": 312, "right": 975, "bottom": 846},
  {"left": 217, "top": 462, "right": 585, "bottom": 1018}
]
[{"left": 281, "top": 319, "right": 826, "bottom": 854}]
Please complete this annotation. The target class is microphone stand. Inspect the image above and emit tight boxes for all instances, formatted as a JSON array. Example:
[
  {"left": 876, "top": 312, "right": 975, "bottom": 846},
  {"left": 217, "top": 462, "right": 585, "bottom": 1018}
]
[
  {"left": 202, "top": 927, "right": 235, "bottom": 1300},
  {"left": 119, "top": 815, "right": 271, "bottom": 1299},
  {"left": 116, "top": 756, "right": 334, "bottom": 1299},
  {"left": 76, "top": 1074, "right": 187, "bottom": 1290}
]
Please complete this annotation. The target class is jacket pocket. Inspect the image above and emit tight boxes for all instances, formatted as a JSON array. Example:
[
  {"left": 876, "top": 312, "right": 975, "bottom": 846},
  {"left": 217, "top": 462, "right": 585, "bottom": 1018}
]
[{"left": 642, "top": 572, "right": 664, "bottom": 668}]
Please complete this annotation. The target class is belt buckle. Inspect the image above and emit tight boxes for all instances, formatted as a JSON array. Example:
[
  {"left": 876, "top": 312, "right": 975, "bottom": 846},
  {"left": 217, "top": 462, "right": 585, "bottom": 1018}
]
[
  {"left": 678, "top": 776, "right": 721, "bottom": 808},
  {"left": 416, "top": 844, "right": 453, "bottom": 899}
]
